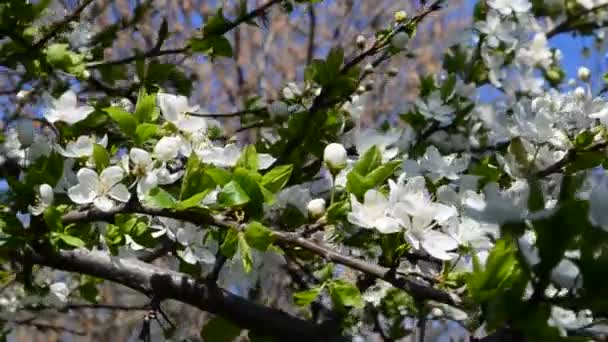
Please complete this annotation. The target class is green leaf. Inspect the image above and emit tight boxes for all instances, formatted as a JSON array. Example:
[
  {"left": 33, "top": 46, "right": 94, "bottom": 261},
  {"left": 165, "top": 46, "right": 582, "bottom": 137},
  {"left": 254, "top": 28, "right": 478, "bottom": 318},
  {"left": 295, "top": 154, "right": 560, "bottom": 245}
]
[
  {"left": 104, "top": 107, "right": 137, "bottom": 135},
  {"left": 92, "top": 144, "right": 110, "bottom": 171},
  {"left": 44, "top": 43, "right": 86, "bottom": 77},
  {"left": 353, "top": 146, "right": 382, "bottom": 176},
  {"left": 325, "top": 46, "right": 344, "bottom": 75},
  {"left": 176, "top": 192, "right": 208, "bottom": 210},
  {"left": 190, "top": 36, "right": 233, "bottom": 58},
  {"left": 51, "top": 232, "right": 85, "bottom": 248},
  {"left": 467, "top": 238, "right": 522, "bottom": 303},
  {"left": 293, "top": 287, "right": 322, "bottom": 307},
  {"left": 328, "top": 279, "right": 364, "bottom": 309},
  {"left": 261, "top": 165, "right": 293, "bottom": 193},
  {"left": 43, "top": 207, "right": 63, "bottom": 231},
  {"left": 220, "top": 228, "right": 239, "bottom": 257},
  {"left": 326, "top": 200, "right": 349, "bottom": 223},
  {"left": 236, "top": 145, "right": 258, "bottom": 171},
  {"left": 134, "top": 89, "right": 158, "bottom": 122},
  {"left": 135, "top": 123, "right": 159, "bottom": 145},
  {"left": 79, "top": 276, "right": 100, "bottom": 303},
  {"left": 218, "top": 180, "right": 250, "bottom": 207},
  {"left": 200, "top": 316, "right": 241, "bottom": 342},
  {"left": 346, "top": 170, "right": 371, "bottom": 200},
  {"left": 202, "top": 8, "right": 233, "bottom": 36},
  {"left": 566, "top": 151, "right": 605, "bottom": 173},
  {"left": 144, "top": 188, "right": 176, "bottom": 209},
  {"left": 180, "top": 154, "right": 215, "bottom": 200},
  {"left": 233, "top": 168, "right": 264, "bottom": 218},
  {"left": 205, "top": 167, "right": 232, "bottom": 186},
  {"left": 238, "top": 232, "right": 253, "bottom": 273},
  {"left": 244, "top": 221, "right": 274, "bottom": 251},
  {"left": 365, "top": 160, "right": 401, "bottom": 187}
]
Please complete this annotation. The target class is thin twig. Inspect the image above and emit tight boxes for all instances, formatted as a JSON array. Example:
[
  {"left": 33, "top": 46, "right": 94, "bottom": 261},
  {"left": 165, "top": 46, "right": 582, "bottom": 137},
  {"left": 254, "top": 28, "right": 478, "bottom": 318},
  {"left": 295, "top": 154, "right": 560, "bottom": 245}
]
[
  {"left": 34, "top": 0, "right": 96, "bottom": 49},
  {"left": 186, "top": 108, "right": 265, "bottom": 118}
]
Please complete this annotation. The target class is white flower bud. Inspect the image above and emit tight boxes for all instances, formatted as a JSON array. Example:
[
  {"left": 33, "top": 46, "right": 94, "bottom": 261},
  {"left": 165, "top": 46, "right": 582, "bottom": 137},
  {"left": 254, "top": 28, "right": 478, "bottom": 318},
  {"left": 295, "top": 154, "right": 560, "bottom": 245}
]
[
  {"left": 363, "top": 63, "right": 374, "bottom": 74},
  {"left": 82, "top": 70, "right": 91, "bottom": 79},
  {"left": 323, "top": 143, "right": 347, "bottom": 171},
  {"left": 268, "top": 100, "right": 289, "bottom": 118},
  {"left": 154, "top": 136, "right": 181, "bottom": 161},
  {"left": 39, "top": 184, "right": 54, "bottom": 206},
  {"left": 390, "top": 32, "right": 409, "bottom": 50},
  {"left": 578, "top": 66, "right": 591, "bottom": 82},
  {"left": 574, "top": 86, "right": 586, "bottom": 99},
  {"left": 16, "top": 119, "right": 35, "bottom": 147},
  {"left": 307, "top": 198, "right": 326, "bottom": 218},
  {"left": 355, "top": 35, "right": 366, "bottom": 49},
  {"left": 356, "top": 86, "right": 366, "bottom": 94}
]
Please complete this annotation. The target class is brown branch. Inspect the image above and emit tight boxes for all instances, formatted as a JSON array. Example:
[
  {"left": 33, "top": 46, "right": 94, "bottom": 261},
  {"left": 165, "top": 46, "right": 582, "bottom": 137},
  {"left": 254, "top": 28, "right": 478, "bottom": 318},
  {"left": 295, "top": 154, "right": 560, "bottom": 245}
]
[
  {"left": 20, "top": 247, "right": 341, "bottom": 340},
  {"left": 306, "top": 5, "right": 316, "bottom": 65}
]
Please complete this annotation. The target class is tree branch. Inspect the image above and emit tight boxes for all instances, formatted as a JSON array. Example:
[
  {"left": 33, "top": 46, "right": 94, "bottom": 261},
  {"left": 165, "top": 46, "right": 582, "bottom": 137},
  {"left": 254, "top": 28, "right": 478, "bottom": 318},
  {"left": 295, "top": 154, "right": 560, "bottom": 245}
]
[{"left": 20, "top": 247, "right": 341, "bottom": 340}]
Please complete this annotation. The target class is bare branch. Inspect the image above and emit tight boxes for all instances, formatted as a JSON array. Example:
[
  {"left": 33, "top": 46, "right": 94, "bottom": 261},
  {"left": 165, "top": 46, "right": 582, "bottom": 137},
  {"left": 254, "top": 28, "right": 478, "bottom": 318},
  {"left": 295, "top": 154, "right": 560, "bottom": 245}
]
[{"left": 20, "top": 247, "right": 340, "bottom": 340}]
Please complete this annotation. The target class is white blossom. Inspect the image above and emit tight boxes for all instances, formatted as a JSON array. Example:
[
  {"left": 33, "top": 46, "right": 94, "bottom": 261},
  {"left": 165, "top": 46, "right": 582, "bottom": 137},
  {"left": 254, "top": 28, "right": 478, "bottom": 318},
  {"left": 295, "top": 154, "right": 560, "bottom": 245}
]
[
  {"left": 415, "top": 91, "right": 454, "bottom": 126},
  {"left": 28, "top": 184, "right": 54, "bottom": 216},
  {"left": 348, "top": 190, "right": 401, "bottom": 234},
  {"left": 487, "top": 0, "right": 532, "bottom": 15},
  {"left": 56, "top": 134, "right": 108, "bottom": 158},
  {"left": 157, "top": 93, "right": 207, "bottom": 133},
  {"left": 44, "top": 90, "right": 94, "bottom": 125},
  {"left": 68, "top": 166, "right": 131, "bottom": 211}
]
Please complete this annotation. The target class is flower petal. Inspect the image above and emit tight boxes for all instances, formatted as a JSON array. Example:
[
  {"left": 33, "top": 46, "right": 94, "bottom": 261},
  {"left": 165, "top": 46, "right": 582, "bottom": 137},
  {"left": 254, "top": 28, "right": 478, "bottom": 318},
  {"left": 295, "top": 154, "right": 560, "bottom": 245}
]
[
  {"left": 100, "top": 166, "right": 125, "bottom": 188},
  {"left": 109, "top": 183, "right": 130, "bottom": 203},
  {"left": 421, "top": 230, "right": 458, "bottom": 260},
  {"left": 94, "top": 196, "right": 115, "bottom": 212}
]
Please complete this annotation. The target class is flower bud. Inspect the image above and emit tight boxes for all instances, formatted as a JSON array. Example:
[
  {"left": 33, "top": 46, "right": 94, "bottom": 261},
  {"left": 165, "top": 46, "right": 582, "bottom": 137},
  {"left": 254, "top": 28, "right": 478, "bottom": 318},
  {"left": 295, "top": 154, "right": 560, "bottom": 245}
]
[
  {"left": 355, "top": 35, "right": 366, "bottom": 49},
  {"left": 574, "top": 86, "right": 586, "bottom": 99},
  {"left": 578, "top": 66, "right": 590, "bottom": 82},
  {"left": 323, "top": 143, "right": 347, "bottom": 171},
  {"left": 390, "top": 32, "right": 409, "bottom": 50},
  {"left": 268, "top": 100, "right": 289, "bottom": 118},
  {"left": 307, "top": 198, "right": 326, "bottom": 218},
  {"left": 356, "top": 86, "right": 366, "bottom": 94},
  {"left": 39, "top": 184, "right": 54, "bottom": 205},
  {"left": 16, "top": 119, "right": 35, "bottom": 147},
  {"left": 363, "top": 63, "right": 374, "bottom": 74},
  {"left": 387, "top": 67, "right": 399, "bottom": 77},
  {"left": 393, "top": 10, "right": 407, "bottom": 23}
]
